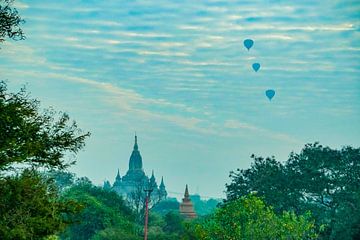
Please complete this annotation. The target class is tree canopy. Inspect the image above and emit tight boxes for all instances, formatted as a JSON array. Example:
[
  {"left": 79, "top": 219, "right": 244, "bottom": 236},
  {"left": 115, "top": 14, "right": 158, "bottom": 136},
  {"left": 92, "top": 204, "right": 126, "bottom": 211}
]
[
  {"left": 0, "top": 81, "right": 90, "bottom": 239},
  {"left": 226, "top": 143, "right": 360, "bottom": 239},
  {"left": 188, "top": 195, "right": 317, "bottom": 240},
  {"left": 0, "top": 0, "right": 25, "bottom": 43},
  {"left": 0, "top": 81, "right": 90, "bottom": 172}
]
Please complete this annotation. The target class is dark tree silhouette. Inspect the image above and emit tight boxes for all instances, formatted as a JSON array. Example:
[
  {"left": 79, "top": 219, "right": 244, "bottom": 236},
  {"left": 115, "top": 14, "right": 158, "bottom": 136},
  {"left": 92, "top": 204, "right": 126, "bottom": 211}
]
[{"left": 0, "top": 0, "right": 25, "bottom": 43}]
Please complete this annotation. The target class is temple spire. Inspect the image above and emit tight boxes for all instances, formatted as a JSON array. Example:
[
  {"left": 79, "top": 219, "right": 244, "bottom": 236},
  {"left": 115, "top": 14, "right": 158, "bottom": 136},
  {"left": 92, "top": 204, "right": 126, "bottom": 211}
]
[
  {"left": 160, "top": 176, "right": 165, "bottom": 187},
  {"left": 116, "top": 169, "right": 121, "bottom": 181},
  {"left": 184, "top": 184, "right": 190, "bottom": 199},
  {"left": 180, "top": 184, "right": 197, "bottom": 219}
]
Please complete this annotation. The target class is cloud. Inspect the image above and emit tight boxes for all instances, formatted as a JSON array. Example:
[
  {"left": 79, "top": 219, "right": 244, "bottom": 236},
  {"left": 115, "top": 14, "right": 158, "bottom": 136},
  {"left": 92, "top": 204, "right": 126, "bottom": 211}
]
[{"left": 224, "top": 120, "right": 300, "bottom": 143}]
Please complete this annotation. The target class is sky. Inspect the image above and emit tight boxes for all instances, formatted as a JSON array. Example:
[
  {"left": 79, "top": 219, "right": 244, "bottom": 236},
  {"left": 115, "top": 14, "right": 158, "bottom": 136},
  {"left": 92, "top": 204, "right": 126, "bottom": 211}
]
[{"left": 0, "top": 0, "right": 359, "bottom": 199}]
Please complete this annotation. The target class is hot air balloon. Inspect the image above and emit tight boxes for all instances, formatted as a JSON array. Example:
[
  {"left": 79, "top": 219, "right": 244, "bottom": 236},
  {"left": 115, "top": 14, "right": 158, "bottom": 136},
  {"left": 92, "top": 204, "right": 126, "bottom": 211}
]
[
  {"left": 244, "top": 39, "right": 254, "bottom": 50},
  {"left": 252, "top": 63, "right": 260, "bottom": 72},
  {"left": 265, "top": 89, "right": 275, "bottom": 101}
]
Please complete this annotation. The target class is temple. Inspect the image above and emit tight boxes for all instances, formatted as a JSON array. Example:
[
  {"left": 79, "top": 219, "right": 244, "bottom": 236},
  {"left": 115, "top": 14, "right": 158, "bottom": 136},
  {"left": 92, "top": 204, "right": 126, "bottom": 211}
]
[
  {"left": 105, "top": 135, "right": 167, "bottom": 201},
  {"left": 179, "top": 185, "right": 197, "bottom": 219}
]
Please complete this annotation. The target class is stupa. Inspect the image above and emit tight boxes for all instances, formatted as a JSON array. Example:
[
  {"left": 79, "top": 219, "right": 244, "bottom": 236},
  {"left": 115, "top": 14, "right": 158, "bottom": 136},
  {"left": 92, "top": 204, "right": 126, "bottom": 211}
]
[{"left": 179, "top": 184, "right": 197, "bottom": 219}]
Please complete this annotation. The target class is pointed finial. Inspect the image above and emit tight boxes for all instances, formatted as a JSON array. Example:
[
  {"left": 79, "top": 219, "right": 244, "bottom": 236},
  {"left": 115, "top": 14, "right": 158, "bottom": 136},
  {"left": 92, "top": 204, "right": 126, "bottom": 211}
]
[
  {"left": 160, "top": 176, "right": 165, "bottom": 187},
  {"left": 150, "top": 170, "right": 156, "bottom": 182},
  {"left": 184, "top": 184, "right": 189, "bottom": 198},
  {"left": 134, "top": 132, "right": 138, "bottom": 150},
  {"left": 116, "top": 169, "right": 121, "bottom": 181}
]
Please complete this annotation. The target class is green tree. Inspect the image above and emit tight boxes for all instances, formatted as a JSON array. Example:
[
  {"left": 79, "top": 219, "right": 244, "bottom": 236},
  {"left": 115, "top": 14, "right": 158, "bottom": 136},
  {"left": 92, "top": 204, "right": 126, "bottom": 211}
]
[
  {"left": 226, "top": 154, "right": 299, "bottom": 213},
  {"left": 163, "top": 211, "right": 184, "bottom": 234},
  {"left": 0, "top": 81, "right": 90, "bottom": 239},
  {"left": 91, "top": 227, "right": 141, "bottom": 240},
  {"left": 188, "top": 195, "right": 317, "bottom": 240},
  {"left": 0, "top": 0, "right": 25, "bottom": 43},
  {"left": 60, "top": 181, "right": 139, "bottom": 240},
  {"left": 226, "top": 143, "right": 360, "bottom": 240},
  {"left": 44, "top": 170, "right": 76, "bottom": 192},
  {"left": 0, "top": 81, "right": 90, "bottom": 172},
  {"left": 0, "top": 170, "right": 80, "bottom": 240},
  {"left": 286, "top": 143, "right": 360, "bottom": 239}
]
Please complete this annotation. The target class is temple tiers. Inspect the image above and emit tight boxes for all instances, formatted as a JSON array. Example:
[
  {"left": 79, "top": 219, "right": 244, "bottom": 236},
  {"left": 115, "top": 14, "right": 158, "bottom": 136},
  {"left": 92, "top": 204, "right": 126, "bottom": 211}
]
[{"left": 179, "top": 185, "right": 197, "bottom": 219}]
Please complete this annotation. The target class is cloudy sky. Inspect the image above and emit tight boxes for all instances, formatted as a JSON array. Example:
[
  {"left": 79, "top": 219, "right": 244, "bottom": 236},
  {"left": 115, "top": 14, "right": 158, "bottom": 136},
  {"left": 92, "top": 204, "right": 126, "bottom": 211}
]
[{"left": 1, "top": 0, "right": 359, "bottom": 199}]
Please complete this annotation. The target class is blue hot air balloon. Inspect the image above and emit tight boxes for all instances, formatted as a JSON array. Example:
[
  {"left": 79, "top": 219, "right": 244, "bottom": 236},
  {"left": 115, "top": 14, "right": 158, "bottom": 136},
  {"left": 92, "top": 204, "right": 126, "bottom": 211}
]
[
  {"left": 252, "top": 63, "right": 260, "bottom": 72},
  {"left": 244, "top": 39, "right": 254, "bottom": 50},
  {"left": 265, "top": 89, "right": 275, "bottom": 101}
]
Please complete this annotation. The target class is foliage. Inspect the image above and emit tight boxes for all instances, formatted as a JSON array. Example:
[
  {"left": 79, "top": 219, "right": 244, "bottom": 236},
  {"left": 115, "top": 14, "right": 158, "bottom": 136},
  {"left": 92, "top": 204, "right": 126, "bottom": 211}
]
[
  {"left": 60, "top": 181, "right": 140, "bottom": 240},
  {"left": 163, "top": 211, "right": 184, "bottom": 234},
  {"left": 45, "top": 170, "right": 76, "bottom": 192},
  {"left": 190, "top": 195, "right": 220, "bottom": 216},
  {"left": 0, "top": 81, "right": 90, "bottom": 172},
  {"left": 91, "top": 227, "right": 141, "bottom": 240},
  {"left": 0, "top": 169, "right": 80, "bottom": 240},
  {"left": 226, "top": 143, "right": 360, "bottom": 239},
  {"left": 0, "top": 0, "right": 25, "bottom": 43},
  {"left": 0, "top": 82, "right": 89, "bottom": 238},
  {"left": 152, "top": 199, "right": 180, "bottom": 216},
  {"left": 187, "top": 195, "right": 317, "bottom": 240}
]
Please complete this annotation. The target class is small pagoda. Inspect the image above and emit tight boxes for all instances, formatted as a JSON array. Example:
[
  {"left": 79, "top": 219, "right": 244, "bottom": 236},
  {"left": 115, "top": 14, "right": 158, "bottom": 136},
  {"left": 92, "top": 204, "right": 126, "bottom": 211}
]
[{"left": 179, "top": 184, "right": 197, "bottom": 219}]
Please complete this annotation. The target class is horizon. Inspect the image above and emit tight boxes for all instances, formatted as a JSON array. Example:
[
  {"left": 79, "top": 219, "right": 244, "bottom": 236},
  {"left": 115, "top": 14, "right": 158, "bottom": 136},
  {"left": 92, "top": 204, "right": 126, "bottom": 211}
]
[{"left": 1, "top": 0, "right": 359, "bottom": 199}]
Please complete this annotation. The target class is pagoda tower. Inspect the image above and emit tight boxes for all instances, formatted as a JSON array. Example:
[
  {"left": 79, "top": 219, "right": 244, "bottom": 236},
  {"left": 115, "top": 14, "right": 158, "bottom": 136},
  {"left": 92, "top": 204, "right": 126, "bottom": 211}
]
[{"left": 179, "top": 184, "right": 197, "bottom": 219}]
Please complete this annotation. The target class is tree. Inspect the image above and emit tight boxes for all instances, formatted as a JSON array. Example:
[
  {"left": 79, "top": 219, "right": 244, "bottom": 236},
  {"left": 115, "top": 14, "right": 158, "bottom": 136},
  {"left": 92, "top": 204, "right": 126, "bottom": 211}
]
[
  {"left": 163, "top": 211, "right": 184, "bottom": 234},
  {"left": 286, "top": 143, "right": 360, "bottom": 239},
  {"left": 60, "top": 181, "right": 140, "bottom": 240},
  {"left": 0, "top": 0, "right": 25, "bottom": 43},
  {"left": 226, "top": 154, "right": 301, "bottom": 213},
  {"left": 226, "top": 143, "right": 360, "bottom": 240},
  {"left": 188, "top": 195, "right": 317, "bottom": 240},
  {"left": 0, "top": 81, "right": 90, "bottom": 238},
  {"left": 44, "top": 170, "right": 76, "bottom": 192},
  {"left": 0, "top": 81, "right": 90, "bottom": 172},
  {"left": 126, "top": 183, "right": 164, "bottom": 223},
  {"left": 152, "top": 199, "right": 180, "bottom": 216},
  {"left": 0, "top": 169, "right": 81, "bottom": 240}
]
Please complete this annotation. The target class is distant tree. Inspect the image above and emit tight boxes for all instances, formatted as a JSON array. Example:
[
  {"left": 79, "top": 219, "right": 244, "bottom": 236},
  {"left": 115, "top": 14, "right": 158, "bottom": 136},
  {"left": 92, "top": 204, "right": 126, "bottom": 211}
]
[
  {"left": 45, "top": 170, "right": 76, "bottom": 192},
  {"left": 60, "top": 181, "right": 139, "bottom": 240},
  {"left": 190, "top": 195, "right": 220, "bottom": 216},
  {"left": 226, "top": 143, "right": 360, "bottom": 240},
  {"left": 188, "top": 194, "right": 317, "bottom": 240},
  {"left": 127, "top": 183, "right": 164, "bottom": 223},
  {"left": 163, "top": 211, "right": 184, "bottom": 234},
  {"left": 152, "top": 199, "right": 180, "bottom": 216},
  {"left": 0, "top": 0, "right": 25, "bottom": 43}
]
